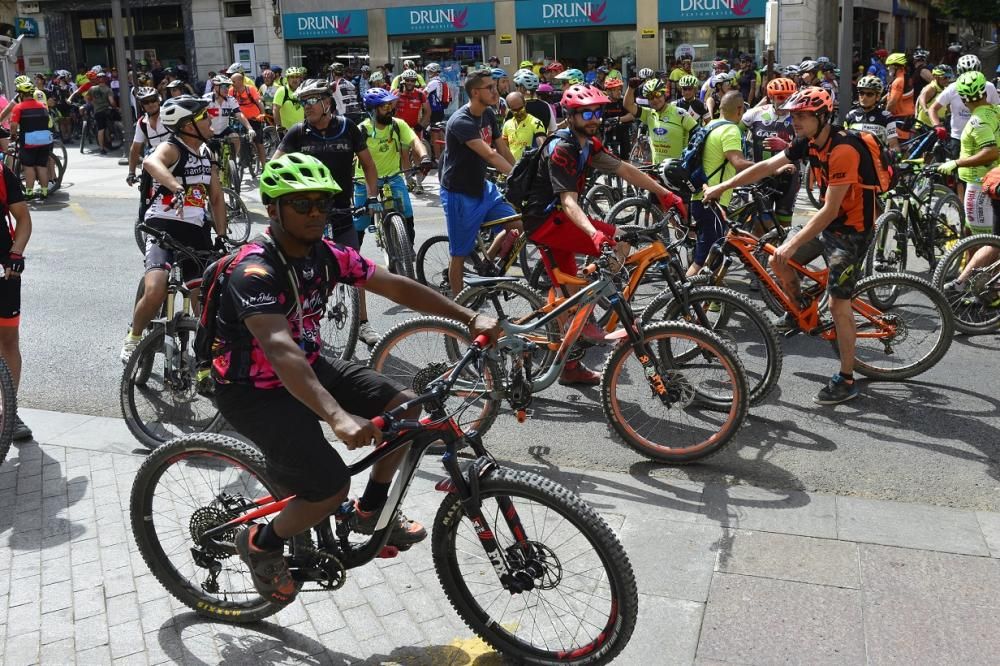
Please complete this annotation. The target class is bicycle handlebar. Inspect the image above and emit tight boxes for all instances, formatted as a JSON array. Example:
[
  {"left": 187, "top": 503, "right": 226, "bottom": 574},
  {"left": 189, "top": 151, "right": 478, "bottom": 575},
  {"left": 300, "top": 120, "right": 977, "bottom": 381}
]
[
  {"left": 138, "top": 223, "right": 228, "bottom": 263},
  {"left": 370, "top": 333, "right": 492, "bottom": 433}
]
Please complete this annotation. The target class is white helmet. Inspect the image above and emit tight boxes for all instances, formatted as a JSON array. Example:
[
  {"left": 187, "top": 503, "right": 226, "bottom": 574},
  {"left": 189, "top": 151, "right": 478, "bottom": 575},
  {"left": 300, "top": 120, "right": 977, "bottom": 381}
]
[
  {"left": 513, "top": 69, "right": 540, "bottom": 91},
  {"left": 369, "top": 71, "right": 385, "bottom": 84},
  {"left": 424, "top": 62, "right": 442, "bottom": 74},
  {"left": 957, "top": 54, "right": 981, "bottom": 74},
  {"left": 226, "top": 62, "right": 243, "bottom": 75},
  {"left": 211, "top": 74, "right": 233, "bottom": 86},
  {"left": 403, "top": 59, "right": 416, "bottom": 70},
  {"left": 401, "top": 69, "right": 419, "bottom": 81},
  {"left": 638, "top": 68, "right": 654, "bottom": 79},
  {"left": 160, "top": 95, "right": 209, "bottom": 131}
]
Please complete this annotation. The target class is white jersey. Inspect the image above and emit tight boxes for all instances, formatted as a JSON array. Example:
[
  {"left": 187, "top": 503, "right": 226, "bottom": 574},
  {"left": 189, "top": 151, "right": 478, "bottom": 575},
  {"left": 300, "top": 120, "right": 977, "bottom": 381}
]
[
  {"left": 144, "top": 139, "right": 213, "bottom": 226},
  {"left": 132, "top": 114, "right": 170, "bottom": 150},
  {"left": 204, "top": 94, "right": 241, "bottom": 135},
  {"left": 936, "top": 81, "right": 1000, "bottom": 139}
]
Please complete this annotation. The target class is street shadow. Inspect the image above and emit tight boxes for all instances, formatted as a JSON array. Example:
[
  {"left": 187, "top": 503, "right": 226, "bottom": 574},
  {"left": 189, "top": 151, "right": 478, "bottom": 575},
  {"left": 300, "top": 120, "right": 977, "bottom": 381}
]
[
  {"left": 160, "top": 614, "right": 507, "bottom": 665},
  {"left": 953, "top": 333, "right": 1000, "bottom": 352},
  {"left": 0, "top": 439, "right": 88, "bottom": 550}
]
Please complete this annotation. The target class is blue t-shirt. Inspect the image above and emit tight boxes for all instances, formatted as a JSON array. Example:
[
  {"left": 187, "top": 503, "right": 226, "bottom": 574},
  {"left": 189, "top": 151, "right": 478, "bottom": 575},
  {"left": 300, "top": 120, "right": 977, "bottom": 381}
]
[{"left": 440, "top": 104, "right": 499, "bottom": 197}]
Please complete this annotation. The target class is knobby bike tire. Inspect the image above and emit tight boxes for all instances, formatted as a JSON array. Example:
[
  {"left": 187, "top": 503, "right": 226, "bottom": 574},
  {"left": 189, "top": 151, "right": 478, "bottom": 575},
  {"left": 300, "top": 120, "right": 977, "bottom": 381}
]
[
  {"left": 320, "top": 283, "right": 360, "bottom": 361},
  {"left": 0, "top": 357, "right": 17, "bottom": 467},
  {"left": 222, "top": 188, "right": 252, "bottom": 244},
  {"left": 805, "top": 165, "right": 823, "bottom": 210},
  {"left": 384, "top": 212, "right": 416, "bottom": 279},
  {"left": 432, "top": 467, "right": 638, "bottom": 666},
  {"left": 227, "top": 159, "right": 240, "bottom": 195},
  {"left": 600, "top": 320, "right": 749, "bottom": 464},
  {"left": 606, "top": 196, "right": 665, "bottom": 229},
  {"left": 79, "top": 122, "right": 89, "bottom": 154},
  {"left": 931, "top": 233, "right": 1000, "bottom": 335},
  {"left": 120, "top": 318, "right": 225, "bottom": 450},
  {"left": 129, "top": 433, "right": 284, "bottom": 623},
  {"left": 844, "top": 272, "right": 954, "bottom": 379},
  {"left": 584, "top": 183, "right": 619, "bottom": 219},
  {"left": 641, "top": 285, "right": 783, "bottom": 406},
  {"left": 453, "top": 281, "right": 559, "bottom": 373},
  {"left": 927, "top": 192, "right": 964, "bottom": 266},
  {"left": 864, "top": 211, "right": 909, "bottom": 310},
  {"left": 131, "top": 277, "right": 167, "bottom": 385},
  {"left": 415, "top": 234, "right": 451, "bottom": 291},
  {"left": 368, "top": 316, "right": 502, "bottom": 436},
  {"left": 134, "top": 210, "right": 148, "bottom": 254}
]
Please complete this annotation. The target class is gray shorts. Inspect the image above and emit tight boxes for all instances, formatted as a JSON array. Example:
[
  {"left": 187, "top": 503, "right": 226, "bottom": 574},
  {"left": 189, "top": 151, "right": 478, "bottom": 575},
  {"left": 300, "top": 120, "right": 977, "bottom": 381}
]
[{"left": 791, "top": 228, "right": 870, "bottom": 299}]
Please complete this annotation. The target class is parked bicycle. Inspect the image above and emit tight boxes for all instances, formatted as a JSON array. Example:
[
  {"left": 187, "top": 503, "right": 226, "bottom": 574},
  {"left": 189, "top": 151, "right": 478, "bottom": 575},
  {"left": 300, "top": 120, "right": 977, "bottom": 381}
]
[
  {"left": 372, "top": 246, "right": 750, "bottom": 464},
  {"left": 129, "top": 334, "right": 639, "bottom": 665},
  {"left": 931, "top": 233, "right": 1000, "bottom": 334}
]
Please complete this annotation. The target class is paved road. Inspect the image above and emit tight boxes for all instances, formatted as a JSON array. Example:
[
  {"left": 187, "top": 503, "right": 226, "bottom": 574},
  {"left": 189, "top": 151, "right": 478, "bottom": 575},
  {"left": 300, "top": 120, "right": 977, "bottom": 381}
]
[{"left": 16, "top": 152, "right": 1000, "bottom": 511}]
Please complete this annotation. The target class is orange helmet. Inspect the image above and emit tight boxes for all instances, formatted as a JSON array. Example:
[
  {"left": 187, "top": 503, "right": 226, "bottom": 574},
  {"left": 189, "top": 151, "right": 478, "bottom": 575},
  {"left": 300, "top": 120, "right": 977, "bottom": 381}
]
[
  {"left": 603, "top": 77, "right": 623, "bottom": 90},
  {"left": 86, "top": 70, "right": 98, "bottom": 81},
  {"left": 766, "top": 77, "right": 797, "bottom": 101},
  {"left": 780, "top": 86, "right": 833, "bottom": 115}
]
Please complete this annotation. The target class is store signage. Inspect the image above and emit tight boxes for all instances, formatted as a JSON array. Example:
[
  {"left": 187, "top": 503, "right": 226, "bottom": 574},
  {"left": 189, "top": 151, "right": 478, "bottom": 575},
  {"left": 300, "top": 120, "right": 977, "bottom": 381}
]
[
  {"left": 641, "top": 28, "right": 656, "bottom": 39},
  {"left": 500, "top": 33, "right": 513, "bottom": 44},
  {"left": 282, "top": 10, "right": 368, "bottom": 40},
  {"left": 658, "top": 0, "right": 767, "bottom": 22},
  {"left": 14, "top": 17, "right": 38, "bottom": 38},
  {"left": 515, "top": 1, "right": 637, "bottom": 29},
  {"left": 385, "top": 4, "right": 495, "bottom": 35}
]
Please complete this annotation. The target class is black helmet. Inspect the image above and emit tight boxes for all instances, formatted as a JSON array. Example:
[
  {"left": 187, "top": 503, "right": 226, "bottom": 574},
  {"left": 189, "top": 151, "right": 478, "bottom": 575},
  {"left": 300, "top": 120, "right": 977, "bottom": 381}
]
[{"left": 660, "top": 159, "right": 697, "bottom": 198}]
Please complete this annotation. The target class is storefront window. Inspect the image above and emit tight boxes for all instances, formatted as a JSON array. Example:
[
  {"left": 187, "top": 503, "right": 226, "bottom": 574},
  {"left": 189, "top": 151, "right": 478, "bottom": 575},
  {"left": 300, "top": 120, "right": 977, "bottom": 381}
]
[
  {"left": 663, "top": 23, "right": 763, "bottom": 77},
  {"left": 390, "top": 36, "right": 486, "bottom": 70},
  {"left": 287, "top": 42, "right": 369, "bottom": 78},
  {"left": 525, "top": 33, "right": 555, "bottom": 66}
]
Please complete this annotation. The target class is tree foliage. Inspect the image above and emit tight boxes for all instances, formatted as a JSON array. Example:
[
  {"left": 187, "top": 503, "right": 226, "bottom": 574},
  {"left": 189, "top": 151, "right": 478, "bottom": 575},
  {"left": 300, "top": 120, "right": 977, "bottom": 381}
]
[{"left": 930, "top": 0, "right": 1000, "bottom": 23}]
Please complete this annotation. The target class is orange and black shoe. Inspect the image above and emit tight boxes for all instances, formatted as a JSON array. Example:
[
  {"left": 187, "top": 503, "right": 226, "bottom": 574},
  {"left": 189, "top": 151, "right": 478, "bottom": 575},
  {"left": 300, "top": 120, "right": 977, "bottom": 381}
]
[
  {"left": 234, "top": 524, "right": 300, "bottom": 605},
  {"left": 354, "top": 500, "right": 427, "bottom": 548},
  {"left": 559, "top": 360, "right": 601, "bottom": 386}
]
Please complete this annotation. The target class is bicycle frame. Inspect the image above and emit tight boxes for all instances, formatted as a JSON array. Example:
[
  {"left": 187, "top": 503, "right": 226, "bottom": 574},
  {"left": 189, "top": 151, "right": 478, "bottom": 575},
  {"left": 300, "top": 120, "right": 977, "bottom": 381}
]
[{"left": 198, "top": 345, "right": 538, "bottom": 588}]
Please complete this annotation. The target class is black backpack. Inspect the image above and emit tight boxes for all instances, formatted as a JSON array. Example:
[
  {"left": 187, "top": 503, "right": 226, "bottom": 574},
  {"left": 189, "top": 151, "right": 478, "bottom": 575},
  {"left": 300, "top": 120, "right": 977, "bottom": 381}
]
[
  {"left": 505, "top": 130, "right": 589, "bottom": 212},
  {"left": 676, "top": 119, "right": 735, "bottom": 190}
]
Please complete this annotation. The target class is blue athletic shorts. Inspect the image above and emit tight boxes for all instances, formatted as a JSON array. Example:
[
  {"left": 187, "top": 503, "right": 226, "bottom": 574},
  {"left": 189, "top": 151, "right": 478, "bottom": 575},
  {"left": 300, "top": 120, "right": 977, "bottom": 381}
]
[
  {"left": 353, "top": 174, "right": 414, "bottom": 231},
  {"left": 441, "top": 181, "right": 516, "bottom": 257}
]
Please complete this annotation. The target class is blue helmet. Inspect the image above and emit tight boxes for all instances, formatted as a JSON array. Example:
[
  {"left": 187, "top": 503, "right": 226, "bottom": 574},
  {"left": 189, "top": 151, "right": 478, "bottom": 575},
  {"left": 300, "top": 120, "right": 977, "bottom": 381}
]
[
  {"left": 363, "top": 87, "right": 398, "bottom": 109},
  {"left": 491, "top": 68, "right": 508, "bottom": 80}
]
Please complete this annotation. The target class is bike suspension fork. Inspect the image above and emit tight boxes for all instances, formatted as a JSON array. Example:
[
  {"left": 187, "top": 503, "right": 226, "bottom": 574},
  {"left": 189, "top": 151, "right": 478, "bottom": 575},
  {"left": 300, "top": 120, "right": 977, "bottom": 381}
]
[{"left": 612, "top": 295, "right": 672, "bottom": 402}]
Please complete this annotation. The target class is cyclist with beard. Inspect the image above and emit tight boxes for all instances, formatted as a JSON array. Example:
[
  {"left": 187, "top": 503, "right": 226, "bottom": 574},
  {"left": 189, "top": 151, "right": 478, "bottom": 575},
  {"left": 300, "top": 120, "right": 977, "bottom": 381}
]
[
  {"left": 274, "top": 79, "right": 384, "bottom": 347},
  {"left": 521, "top": 84, "right": 684, "bottom": 385}
]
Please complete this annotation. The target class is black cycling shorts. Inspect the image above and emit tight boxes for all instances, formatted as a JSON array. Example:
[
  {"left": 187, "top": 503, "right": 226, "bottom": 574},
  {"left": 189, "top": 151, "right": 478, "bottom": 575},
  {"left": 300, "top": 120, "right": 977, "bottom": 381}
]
[
  {"left": 21, "top": 145, "right": 52, "bottom": 168},
  {"left": 327, "top": 212, "right": 359, "bottom": 250},
  {"left": 216, "top": 357, "right": 406, "bottom": 501},
  {"left": 142, "top": 218, "right": 212, "bottom": 281},
  {"left": 248, "top": 118, "right": 264, "bottom": 145},
  {"left": 0, "top": 272, "right": 21, "bottom": 321},
  {"left": 94, "top": 108, "right": 111, "bottom": 131}
]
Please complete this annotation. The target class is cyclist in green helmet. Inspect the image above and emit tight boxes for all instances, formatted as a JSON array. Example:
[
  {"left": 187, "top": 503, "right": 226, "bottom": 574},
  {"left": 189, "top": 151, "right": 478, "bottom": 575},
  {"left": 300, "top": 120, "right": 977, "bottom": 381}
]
[
  {"left": 215, "top": 152, "right": 498, "bottom": 607},
  {"left": 623, "top": 77, "right": 699, "bottom": 163},
  {"left": 554, "top": 68, "right": 585, "bottom": 91}
]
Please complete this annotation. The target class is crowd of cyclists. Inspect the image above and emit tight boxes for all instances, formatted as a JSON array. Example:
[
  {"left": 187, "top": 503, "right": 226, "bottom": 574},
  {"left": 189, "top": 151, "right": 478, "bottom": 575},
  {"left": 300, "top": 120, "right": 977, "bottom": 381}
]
[{"left": 0, "top": 38, "right": 984, "bottom": 625}]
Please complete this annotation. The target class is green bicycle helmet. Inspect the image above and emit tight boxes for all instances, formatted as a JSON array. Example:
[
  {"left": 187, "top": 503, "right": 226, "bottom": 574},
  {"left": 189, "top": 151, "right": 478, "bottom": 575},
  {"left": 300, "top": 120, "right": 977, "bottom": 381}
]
[
  {"left": 956, "top": 70, "right": 987, "bottom": 102},
  {"left": 678, "top": 75, "right": 700, "bottom": 88},
  {"left": 856, "top": 75, "right": 884, "bottom": 93},
  {"left": 14, "top": 75, "right": 33, "bottom": 94},
  {"left": 555, "top": 68, "right": 585, "bottom": 86},
  {"left": 284, "top": 66, "right": 307, "bottom": 78},
  {"left": 259, "top": 153, "right": 342, "bottom": 204},
  {"left": 642, "top": 79, "right": 667, "bottom": 98}
]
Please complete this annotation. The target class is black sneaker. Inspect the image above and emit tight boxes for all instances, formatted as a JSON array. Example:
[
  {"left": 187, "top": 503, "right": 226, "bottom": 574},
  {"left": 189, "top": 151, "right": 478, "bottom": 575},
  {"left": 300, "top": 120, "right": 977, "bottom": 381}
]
[
  {"left": 234, "top": 525, "right": 299, "bottom": 605},
  {"left": 814, "top": 374, "right": 860, "bottom": 405},
  {"left": 12, "top": 416, "right": 32, "bottom": 441},
  {"left": 354, "top": 500, "right": 427, "bottom": 548},
  {"left": 774, "top": 312, "right": 798, "bottom": 333}
]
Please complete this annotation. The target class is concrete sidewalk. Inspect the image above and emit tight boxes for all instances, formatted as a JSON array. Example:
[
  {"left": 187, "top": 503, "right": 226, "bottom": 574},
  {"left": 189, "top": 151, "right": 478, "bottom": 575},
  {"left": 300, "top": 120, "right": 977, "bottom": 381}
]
[{"left": 2, "top": 408, "right": 999, "bottom": 665}]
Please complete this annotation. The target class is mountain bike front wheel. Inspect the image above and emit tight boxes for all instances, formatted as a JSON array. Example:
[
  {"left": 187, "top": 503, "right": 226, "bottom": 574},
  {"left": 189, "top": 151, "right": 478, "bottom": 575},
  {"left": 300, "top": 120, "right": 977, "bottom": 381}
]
[
  {"left": 601, "top": 320, "right": 749, "bottom": 463},
  {"left": 130, "top": 433, "right": 285, "bottom": 624},
  {"left": 383, "top": 212, "right": 415, "bottom": 279},
  {"left": 433, "top": 467, "right": 638, "bottom": 666},
  {"left": 320, "top": 283, "right": 360, "bottom": 361},
  {"left": 222, "top": 188, "right": 252, "bottom": 245},
  {"left": 932, "top": 234, "right": 1000, "bottom": 335},
  {"left": 120, "top": 318, "right": 225, "bottom": 450}
]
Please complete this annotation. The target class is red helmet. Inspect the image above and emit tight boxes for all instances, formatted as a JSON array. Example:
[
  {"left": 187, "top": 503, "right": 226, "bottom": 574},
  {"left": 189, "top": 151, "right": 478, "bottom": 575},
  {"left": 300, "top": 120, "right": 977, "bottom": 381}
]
[
  {"left": 561, "top": 83, "right": 610, "bottom": 110},
  {"left": 766, "top": 77, "right": 797, "bottom": 100},
  {"left": 603, "top": 77, "right": 623, "bottom": 90},
  {"left": 545, "top": 61, "right": 565, "bottom": 74},
  {"left": 780, "top": 86, "right": 833, "bottom": 114},
  {"left": 86, "top": 70, "right": 98, "bottom": 81}
]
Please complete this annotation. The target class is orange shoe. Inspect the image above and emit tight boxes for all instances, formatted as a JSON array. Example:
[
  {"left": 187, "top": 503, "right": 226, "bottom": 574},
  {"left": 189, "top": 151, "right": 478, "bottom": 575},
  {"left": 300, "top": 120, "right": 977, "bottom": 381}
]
[
  {"left": 354, "top": 500, "right": 427, "bottom": 548},
  {"left": 234, "top": 524, "right": 299, "bottom": 605},
  {"left": 559, "top": 361, "right": 601, "bottom": 386}
]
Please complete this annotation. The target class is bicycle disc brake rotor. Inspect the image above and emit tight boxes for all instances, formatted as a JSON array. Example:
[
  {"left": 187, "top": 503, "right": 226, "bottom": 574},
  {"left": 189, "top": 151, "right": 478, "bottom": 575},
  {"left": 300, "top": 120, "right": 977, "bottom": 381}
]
[
  {"left": 876, "top": 313, "right": 908, "bottom": 346},
  {"left": 967, "top": 270, "right": 999, "bottom": 306},
  {"left": 326, "top": 304, "right": 348, "bottom": 329},
  {"left": 507, "top": 541, "right": 563, "bottom": 591},
  {"left": 663, "top": 369, "right": 696, "bottom": 408}
]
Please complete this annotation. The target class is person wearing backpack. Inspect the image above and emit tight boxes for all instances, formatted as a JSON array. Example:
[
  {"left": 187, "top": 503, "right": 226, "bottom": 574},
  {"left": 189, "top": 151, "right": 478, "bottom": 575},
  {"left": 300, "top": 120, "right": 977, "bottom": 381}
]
[
  {"left": 687, "top": 91, "right": 753, "bottom": 277},
  {"left": 519, "top": 83, "right": 685, "bottom": 385},
  {"left": 703, "top": 87, "right": 883, "bottom": 405},
  {"left": 210, "top": 153, "right": 499, "bottom": 606},
  {"left": 424, "top": 63, "right": 451, "bottom": 124}
]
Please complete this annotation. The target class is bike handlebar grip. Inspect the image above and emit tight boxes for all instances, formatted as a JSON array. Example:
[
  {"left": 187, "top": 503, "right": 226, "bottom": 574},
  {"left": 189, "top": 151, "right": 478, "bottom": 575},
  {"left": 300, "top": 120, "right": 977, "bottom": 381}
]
[
  {"left": 473, "top": 333, "right": 490, "bottom": 348},
  {"left": 371, "top": 416, "right": 386, "bottom": 431}
]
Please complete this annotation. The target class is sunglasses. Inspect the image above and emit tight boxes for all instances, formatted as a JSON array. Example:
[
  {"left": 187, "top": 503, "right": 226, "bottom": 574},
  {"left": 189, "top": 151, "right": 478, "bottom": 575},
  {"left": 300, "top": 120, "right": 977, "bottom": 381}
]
[
  {"left": 577, "top": 108, "right": 603, "bottom": 121},
  {"left": 281, "top": 197, "right": 335, "bottom": 214},
  {"left": 301, "top": 97, "right": 326, "bottom": 107},
  {"left": 647, "top": 92, "right": 665, "bottom": 100},
  {"left": 192, "top": 110, "right": 208, "bottom": 122}
]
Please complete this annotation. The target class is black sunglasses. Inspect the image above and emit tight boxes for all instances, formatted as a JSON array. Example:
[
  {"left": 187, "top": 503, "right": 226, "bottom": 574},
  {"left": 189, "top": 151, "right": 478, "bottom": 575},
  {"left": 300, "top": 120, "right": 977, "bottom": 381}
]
[{"left": 281, "top": 197, "right": 335, "bottom": 214}]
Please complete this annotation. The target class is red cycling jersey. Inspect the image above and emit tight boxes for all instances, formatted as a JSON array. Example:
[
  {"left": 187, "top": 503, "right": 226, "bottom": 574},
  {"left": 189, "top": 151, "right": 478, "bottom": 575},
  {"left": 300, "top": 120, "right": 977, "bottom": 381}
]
[{"left": 395, "top": 89, "right": 427, "bottom": 129}]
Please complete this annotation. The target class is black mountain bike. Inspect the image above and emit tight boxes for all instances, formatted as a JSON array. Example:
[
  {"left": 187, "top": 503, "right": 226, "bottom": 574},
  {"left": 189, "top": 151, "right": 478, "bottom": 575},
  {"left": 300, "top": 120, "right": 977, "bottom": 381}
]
[{"left": 129, "top": 335, "right": 638, "bottom": 665}]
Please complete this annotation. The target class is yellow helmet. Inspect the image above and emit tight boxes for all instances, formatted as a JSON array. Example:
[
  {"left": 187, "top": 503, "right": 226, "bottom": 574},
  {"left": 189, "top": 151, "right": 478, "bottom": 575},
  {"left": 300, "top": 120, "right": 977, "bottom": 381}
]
[
  {"left": 885, "top": 52, "right": 907, "bottom": 66},
  {"left": 14, "top": 75, "right": 33, "bottom": 94}
]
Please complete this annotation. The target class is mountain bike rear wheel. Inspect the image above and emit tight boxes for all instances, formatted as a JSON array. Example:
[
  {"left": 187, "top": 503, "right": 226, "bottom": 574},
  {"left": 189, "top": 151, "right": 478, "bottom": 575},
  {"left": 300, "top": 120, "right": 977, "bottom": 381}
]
[
  {"left": 433, "top": 467, "right": 638, "bottom": 665},
  {"left": 222, "top": 188, "right": 252, "bottom": 245},
  {"left": 130, "top": 433, "right": 284, "bottom": 623},
  {"left": 120, "top": 318, "right": 225, "bottom": 450},
  {"left": 845, "top": 272, "right": 954, "bottom": 379},
  {"left": 601, "top": 320, "right": 748, "bottom": 463},
  {"left": 369, "top": 316, "right": 501, "bottom": 436},
  {"left": 931, "top": 233, "right": 1000, "bottom": 334}
]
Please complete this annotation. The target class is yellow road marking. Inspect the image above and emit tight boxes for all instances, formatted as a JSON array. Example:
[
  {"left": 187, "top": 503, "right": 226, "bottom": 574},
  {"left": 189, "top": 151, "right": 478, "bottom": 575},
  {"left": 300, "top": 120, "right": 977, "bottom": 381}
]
[{"left": 68, "top": 201, "right": 95, "bottom": 225}]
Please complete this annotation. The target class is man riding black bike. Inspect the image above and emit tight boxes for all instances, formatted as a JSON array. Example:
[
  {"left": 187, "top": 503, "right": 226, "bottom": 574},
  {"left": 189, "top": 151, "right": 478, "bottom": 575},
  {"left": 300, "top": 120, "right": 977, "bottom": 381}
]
[{"left": 215, "top": 153, "right": 497, "bottom": 605}]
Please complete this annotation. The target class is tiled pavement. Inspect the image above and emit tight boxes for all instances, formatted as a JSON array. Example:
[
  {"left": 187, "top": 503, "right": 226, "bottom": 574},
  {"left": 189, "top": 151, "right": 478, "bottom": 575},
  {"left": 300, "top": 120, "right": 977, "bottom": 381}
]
[{"left": 3, "top": 408, "right": 1000, "bottom": 665}]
